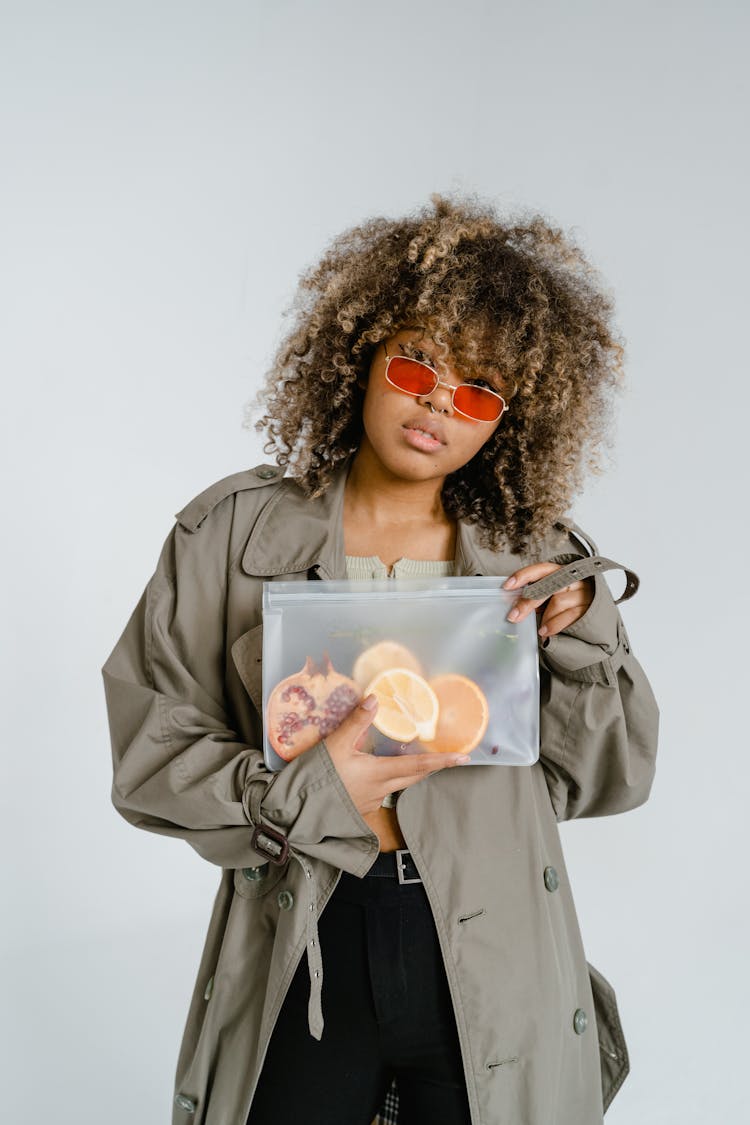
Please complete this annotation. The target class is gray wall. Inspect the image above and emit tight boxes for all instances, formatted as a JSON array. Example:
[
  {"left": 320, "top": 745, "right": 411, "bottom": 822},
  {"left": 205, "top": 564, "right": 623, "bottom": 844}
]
[{"left": 3, "top": 1, "right": 746, "bottom": 1120}]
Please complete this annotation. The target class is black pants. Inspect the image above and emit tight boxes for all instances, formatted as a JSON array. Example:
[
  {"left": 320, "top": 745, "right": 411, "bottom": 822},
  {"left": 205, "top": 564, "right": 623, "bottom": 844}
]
[{"left": 247, "top": 864, "right": 472, "bottom": 1125}]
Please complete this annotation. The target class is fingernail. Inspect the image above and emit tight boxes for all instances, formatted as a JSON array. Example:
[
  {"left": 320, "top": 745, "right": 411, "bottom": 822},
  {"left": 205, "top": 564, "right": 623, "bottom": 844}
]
[
  {"left": 538, "top": 625, "right": 548, "bottom": 637},
  {"left": 455, "top": 755, "right": 471, "bottom": 764},
  {"left": 361, "top": 695, "right": 378, "bottom": 711},
  {"left": 508, "top": 608, "right": 520, "bottom": 621},
  {"left": 503, "top": 577, "right": 517, "bottom": 588}
]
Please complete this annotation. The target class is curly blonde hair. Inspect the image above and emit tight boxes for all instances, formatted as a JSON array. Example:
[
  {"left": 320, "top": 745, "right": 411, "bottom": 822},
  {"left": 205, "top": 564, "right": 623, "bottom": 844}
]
[{"left": 245, "top": 192, "right": 625, "bottom": 554}]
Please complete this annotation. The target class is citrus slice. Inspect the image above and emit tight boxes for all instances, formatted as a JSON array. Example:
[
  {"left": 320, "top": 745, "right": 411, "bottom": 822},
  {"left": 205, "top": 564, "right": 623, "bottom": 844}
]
[
  {"left": 352, "top": 640, "right": 423, "bottom": 690},
  {"left": 422, "top": 674, "right": 489, "bottom": 755},
  {"left": 364, "top": 667, "right": 439, "bottom": 743}
]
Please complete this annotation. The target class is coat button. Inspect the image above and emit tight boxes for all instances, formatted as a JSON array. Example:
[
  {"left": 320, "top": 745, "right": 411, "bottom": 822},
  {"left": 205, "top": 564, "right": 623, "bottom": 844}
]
[
  {"left": 278, "top": 889, "right": 294, "bottom": 910},
  {"left": 256, "top": 467, "right": 277, "bottom": 479},
  {"left": 543, "top": 865, "right": 559, "bottom": 892},
  {"left": 573, "top": 1008, "right": 588, "bottom": 1034},
  {"left": 175, "top": 1093, "right": 197, "bottom": 1112},
  {"left": 242, "top": 864, "right": 268, "bottom": 881}
]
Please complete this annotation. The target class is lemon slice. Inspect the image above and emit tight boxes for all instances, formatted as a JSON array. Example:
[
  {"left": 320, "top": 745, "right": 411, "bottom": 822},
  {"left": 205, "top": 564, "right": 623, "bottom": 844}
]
[
  {"left": 364, "top": 667, "right": 439, "bottom": 743},
  {"left": 352, "top": 640, "right": 423, "bottom": 690}
]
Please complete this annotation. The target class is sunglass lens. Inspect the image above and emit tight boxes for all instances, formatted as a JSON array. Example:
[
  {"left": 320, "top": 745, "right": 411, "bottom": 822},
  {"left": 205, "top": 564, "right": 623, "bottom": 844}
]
[
  {"left": 453, "top": 385, "right": 504, "bottom": 422},
  {"left": 387, "top": 356, "right": 435, "bottom": 395}
]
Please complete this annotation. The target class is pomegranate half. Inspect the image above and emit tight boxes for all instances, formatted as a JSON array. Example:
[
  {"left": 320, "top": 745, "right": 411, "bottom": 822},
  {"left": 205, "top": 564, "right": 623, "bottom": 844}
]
[{"left": 266, "top": 654, "right": 362, "bottom": 761}]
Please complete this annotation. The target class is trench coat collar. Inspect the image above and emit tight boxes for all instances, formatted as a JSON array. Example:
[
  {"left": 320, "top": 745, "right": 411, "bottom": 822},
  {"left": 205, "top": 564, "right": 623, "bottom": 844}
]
[{"left": 241, "top": 457, "right": 519, "bottom": 579}]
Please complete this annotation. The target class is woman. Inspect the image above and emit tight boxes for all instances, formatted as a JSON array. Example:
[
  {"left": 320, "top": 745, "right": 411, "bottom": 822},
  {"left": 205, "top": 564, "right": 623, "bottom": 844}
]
[{"left": 101, "top": 193, "right": 659, "bottom": 1125}]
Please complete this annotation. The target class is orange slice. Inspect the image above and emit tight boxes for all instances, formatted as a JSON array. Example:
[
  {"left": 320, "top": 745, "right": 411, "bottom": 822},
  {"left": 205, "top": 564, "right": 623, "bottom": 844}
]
[
  {"left": 364, "top": 667, "right": 439, "bottom": 743},
  {"left": 352, "top": 640, "right": 423, "bottom": 690},
  {"left": 422, "top": 674, "right": 489, "bottom": 755}
]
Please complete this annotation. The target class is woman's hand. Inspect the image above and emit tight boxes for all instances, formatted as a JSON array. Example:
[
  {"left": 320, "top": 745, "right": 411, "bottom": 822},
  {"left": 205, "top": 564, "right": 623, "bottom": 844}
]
[
  {"left": 323, "top": 696, "right": 469, "bottom": 817},
  {"left": 503, "top": 563, "right": 595, "bottom": 639}
]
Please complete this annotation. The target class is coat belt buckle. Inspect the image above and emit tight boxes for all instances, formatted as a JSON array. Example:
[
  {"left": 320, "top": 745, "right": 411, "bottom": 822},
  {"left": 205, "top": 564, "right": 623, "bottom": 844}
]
[
  {"left": 396, "top": 848, "right": 421, "bottom": 884},
  {"left": 251, "top": 823, "right": 289, "bottom": 866}
]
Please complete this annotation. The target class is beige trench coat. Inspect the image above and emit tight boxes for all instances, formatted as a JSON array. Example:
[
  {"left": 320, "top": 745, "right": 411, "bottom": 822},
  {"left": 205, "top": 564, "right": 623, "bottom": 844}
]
[{"left": 101, "top": 458, "right": 659, "bottom": 1125}]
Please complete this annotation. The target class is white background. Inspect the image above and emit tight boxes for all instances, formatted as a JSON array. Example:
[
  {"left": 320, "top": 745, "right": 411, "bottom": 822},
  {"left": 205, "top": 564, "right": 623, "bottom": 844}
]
[{"left": 2, "top": 1, "right": 747, "bottom": 1121}]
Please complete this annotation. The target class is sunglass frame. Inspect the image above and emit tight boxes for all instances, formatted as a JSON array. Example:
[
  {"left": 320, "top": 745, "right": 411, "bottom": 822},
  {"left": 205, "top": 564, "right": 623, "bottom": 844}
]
[{"left": 383, "top": 351, "right": 508, "bottom": 423}]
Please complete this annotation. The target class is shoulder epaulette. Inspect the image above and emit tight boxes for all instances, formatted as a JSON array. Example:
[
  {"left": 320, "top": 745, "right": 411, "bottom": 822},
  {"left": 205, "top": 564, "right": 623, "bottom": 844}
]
[{"left": 175, "top": 464, "right": 283, "bottom": 532}]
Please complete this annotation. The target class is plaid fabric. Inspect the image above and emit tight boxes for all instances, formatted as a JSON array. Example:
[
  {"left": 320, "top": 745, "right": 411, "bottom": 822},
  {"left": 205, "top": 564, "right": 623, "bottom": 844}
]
[{"left": 372, "top": 1076, "right": 399, "bottom": 1125}]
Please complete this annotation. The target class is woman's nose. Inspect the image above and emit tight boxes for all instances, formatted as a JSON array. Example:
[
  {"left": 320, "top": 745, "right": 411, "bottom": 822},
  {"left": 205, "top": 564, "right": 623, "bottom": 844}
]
[{"left": 418, "top": 377, "right": 455, "bottom": 415}]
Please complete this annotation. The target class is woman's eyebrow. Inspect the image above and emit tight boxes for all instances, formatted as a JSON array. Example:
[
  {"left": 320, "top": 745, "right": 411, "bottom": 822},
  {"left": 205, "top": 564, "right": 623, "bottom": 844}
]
[
  {"left": 400, "top": 341, "right": 504, "bottom": 389},
  {"left": 399, "top": 340, "right": 435, "bottom": 359}
]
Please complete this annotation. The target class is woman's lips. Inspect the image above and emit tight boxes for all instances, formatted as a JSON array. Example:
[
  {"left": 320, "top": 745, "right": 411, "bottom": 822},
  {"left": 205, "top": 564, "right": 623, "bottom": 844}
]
[{"left": 402, "top": 425, "right": 445, "bottom": 452}]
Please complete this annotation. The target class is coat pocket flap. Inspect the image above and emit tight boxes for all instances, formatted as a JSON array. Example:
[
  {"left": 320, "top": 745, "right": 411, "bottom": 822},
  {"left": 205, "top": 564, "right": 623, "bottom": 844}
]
[
  {"left": 587, "top": 961, "right": 630, "bottom": 1113},
  {"left": 231, "top": 624, "right": 264, "bottom": 713}
]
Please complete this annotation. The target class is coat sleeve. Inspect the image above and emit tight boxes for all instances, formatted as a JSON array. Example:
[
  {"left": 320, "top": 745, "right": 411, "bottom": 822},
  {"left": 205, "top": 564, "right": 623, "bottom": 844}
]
[
  {"left": 535, "top": 529, "right": 660, "bottom": 821},
  {"left": 100, "top": 498, "right": 378, "bottom": 874}
]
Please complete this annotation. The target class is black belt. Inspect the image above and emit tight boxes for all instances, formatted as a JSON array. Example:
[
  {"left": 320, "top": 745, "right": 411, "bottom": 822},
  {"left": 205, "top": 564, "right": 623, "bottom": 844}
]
[{"left": 366, "top": 848, "right": 422, "bottom": 884}]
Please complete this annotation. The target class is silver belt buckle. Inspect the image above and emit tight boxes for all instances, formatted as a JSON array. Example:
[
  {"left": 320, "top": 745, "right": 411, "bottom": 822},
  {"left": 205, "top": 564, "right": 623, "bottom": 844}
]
[{"left": 396, "top": 848, "right": 421, "bottom": 884}]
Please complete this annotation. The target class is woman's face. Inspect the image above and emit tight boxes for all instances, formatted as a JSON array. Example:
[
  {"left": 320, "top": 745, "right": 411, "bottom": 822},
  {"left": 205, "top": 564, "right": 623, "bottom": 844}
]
[{"left": 358, "top": 326, "right": 508, "bottom": 483}]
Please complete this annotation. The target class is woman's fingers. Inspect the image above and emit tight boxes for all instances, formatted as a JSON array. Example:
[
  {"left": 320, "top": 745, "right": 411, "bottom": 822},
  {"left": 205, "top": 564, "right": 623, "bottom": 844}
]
[
  {"left": 503, "top": 562, "right": 560, "bottom": 590},
  {"left": 508, "top": 588, "right": 581, "bottom": 621},
  {"left": 539, "top": 604, "right": 589, "bottom": 636},
  {"left": 324, "top": 697, "right": 467, "bottom": 814},
  {"left": 377, "top": 751, "right": 468, "bottom": 786},
  {"left": 502, "top": 561, "right": 597, "bottom": 639},
  {"left": 507, "top": 579, "right": 579, "bottom": 611},
  {"left": 504, "top": 563, "right": 565, "bottom": 623},
  {"left": 324, "top": 695, "right": 379, "bottom": 759}
]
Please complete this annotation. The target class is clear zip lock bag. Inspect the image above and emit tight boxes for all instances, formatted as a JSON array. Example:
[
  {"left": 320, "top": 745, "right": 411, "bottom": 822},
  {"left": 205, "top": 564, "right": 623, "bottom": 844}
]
[{"left": 260, "top": 576, "right": 540, "bottom": 772}]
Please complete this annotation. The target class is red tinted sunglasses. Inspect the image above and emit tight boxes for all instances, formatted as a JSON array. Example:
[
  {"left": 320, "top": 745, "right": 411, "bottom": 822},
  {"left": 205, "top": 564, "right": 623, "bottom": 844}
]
[{"left": 383, "top": 343, "right": 508, "bottom": 423}]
